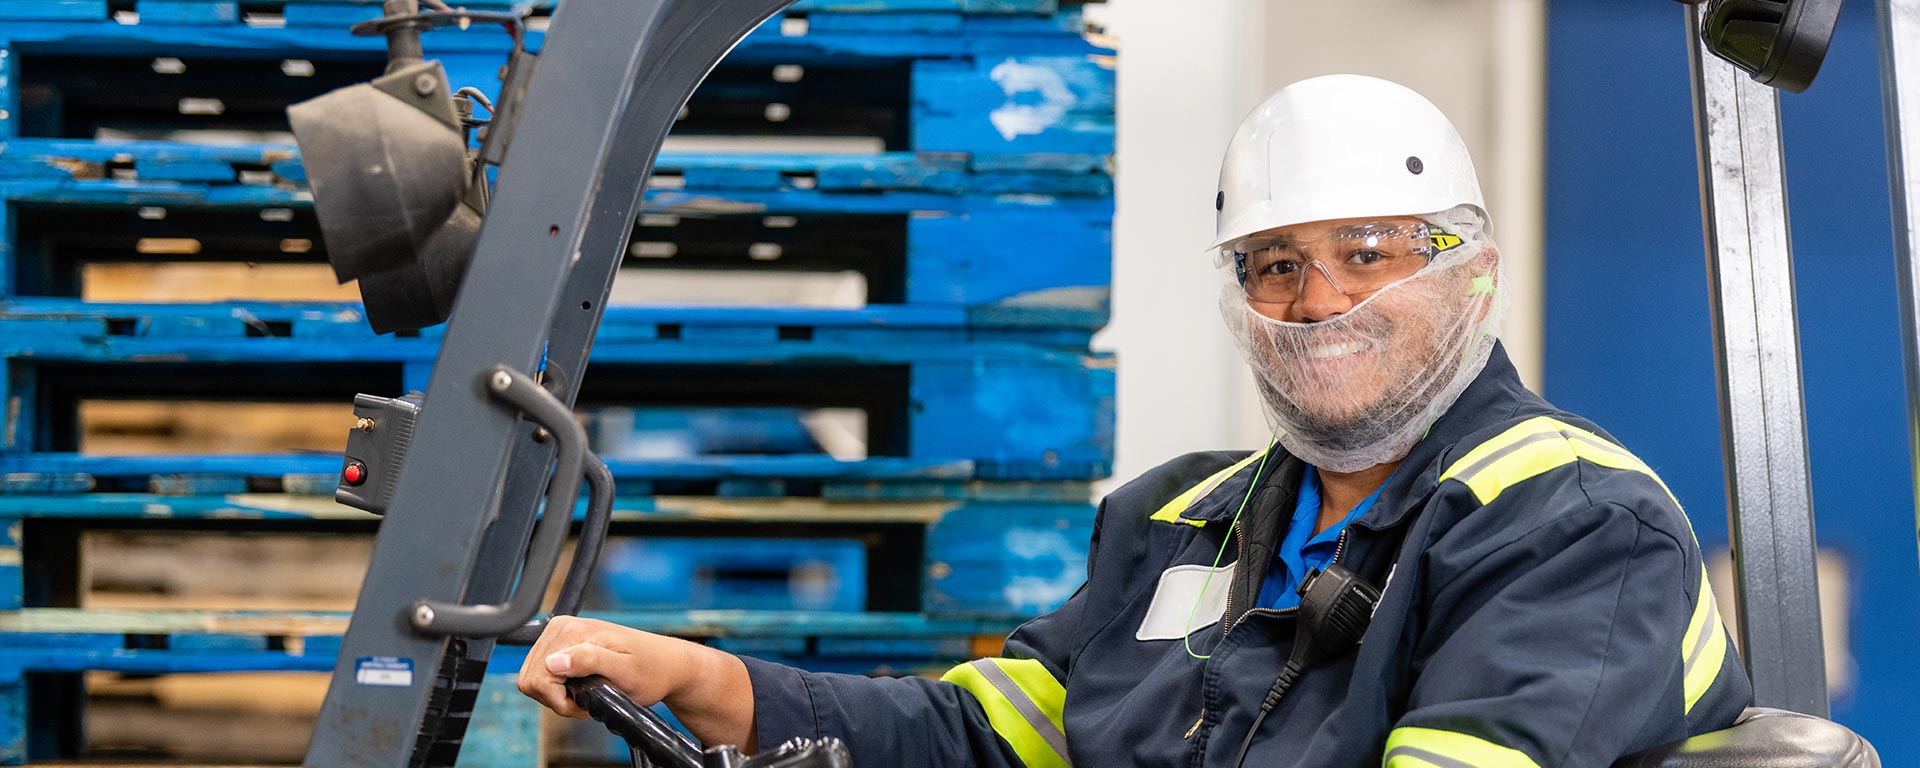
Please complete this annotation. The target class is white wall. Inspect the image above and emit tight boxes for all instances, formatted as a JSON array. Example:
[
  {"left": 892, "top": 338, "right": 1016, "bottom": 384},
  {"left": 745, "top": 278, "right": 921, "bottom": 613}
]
[
  {"left": 1090, "top": 0, "right": 1272, "bottom": 487},
  {"left": 1094, "top": 0, "right": 1547, "bottom": 485}
]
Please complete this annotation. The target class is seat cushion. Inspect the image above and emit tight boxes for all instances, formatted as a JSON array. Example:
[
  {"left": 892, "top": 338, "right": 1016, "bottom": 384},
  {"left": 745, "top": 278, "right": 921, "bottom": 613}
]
[{"left": 1612, "top": 708, "right": 1878, "bottom": 768}]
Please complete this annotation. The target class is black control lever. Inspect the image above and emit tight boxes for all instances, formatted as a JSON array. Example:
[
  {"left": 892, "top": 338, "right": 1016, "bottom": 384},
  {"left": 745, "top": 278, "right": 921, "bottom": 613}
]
[
  {"left": 566, "top": 675, "right": 854, "bottom": 768},
  {"left": 568, "top": 675, "right": 703, "bottom": 768}
]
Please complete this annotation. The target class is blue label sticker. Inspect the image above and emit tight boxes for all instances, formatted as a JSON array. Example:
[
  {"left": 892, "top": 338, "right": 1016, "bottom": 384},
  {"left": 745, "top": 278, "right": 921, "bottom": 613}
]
[{"left": 355, "top": 656, "right": 414, "bottom": 687}]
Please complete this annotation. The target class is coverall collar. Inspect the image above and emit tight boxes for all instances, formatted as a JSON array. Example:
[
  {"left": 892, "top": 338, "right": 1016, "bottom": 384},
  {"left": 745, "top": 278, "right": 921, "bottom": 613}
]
[{"left": 1183, "top": 342, "right": 1531, "bottom": 529}]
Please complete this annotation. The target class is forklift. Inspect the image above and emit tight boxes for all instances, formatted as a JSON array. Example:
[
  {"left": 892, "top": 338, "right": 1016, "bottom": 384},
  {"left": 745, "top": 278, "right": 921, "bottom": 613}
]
[{"left": 278, "top": 0, "right": 1908, "bottom": 764}]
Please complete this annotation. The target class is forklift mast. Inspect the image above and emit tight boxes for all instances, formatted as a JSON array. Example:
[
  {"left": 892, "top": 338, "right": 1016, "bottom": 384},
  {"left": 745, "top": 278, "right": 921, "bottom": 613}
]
[
  {"left": 287, "top": 0, "right": 1916, "bottom": 764},
  {"left": 292, "top": 1, "right": 797, "bottom": 765}
]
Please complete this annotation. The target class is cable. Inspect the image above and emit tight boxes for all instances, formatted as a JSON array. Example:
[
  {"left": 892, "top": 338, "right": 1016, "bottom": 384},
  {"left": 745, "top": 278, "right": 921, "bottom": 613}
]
[
  {"left": 1228, "top": 564, "right": 1382, "bottom": 768},
  {"left": 455, "top": 86, "right": 495, "bottom": 113},
  {"left": 1231, "top": 662, "right": 1303, "bottom": 768},
  {"left": 1181, "top": 441, "right": 1277, "bottom": 661}
]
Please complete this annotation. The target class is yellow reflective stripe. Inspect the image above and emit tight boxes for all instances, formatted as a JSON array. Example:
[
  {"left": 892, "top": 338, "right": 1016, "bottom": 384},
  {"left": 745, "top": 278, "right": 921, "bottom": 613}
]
[
  {"left": 1147, "top": 448, "right": 1269, "bottom": 527},
  {"left": 1440, "top": 417, "right": 1680, "bottom": 507},
  {"left": 1383, "top": 727, "right": 1541, "bottom": 768},
  {"left": 941, "top": 658, "right": 1071, "bottom": 768},
  {"left": 1442, "top": 417, "right": 1731, "bottom": 713},
  {"left": 1439, "top": 417, "right": 1567, "bottom": 504},
  {"left": 1682, "top": 564, "right": 1731, "bottom": 714}
]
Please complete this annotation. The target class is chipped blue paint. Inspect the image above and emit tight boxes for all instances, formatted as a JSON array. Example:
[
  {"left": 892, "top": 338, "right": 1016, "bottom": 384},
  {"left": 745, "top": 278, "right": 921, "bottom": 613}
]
[
  {"left": 0, "top": 521, "right": 18, "bottom": 612},
  {"left": 134, "top": 0, "right": 240, "bottom": 25},
  {"left": 914, "top": 56, "right": 1114, "bottom": 157}
]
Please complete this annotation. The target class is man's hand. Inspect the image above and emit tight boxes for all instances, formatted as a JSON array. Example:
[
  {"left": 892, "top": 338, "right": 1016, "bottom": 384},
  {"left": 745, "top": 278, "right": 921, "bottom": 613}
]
[{"left": 515, "top": 615, "right": 758, "bottom": 750}]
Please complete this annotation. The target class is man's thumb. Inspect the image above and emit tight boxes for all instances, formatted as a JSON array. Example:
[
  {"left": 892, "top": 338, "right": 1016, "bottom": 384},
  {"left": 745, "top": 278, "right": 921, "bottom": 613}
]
[{"left": 547, "top": 643, "right": 619, "bottom": 678}]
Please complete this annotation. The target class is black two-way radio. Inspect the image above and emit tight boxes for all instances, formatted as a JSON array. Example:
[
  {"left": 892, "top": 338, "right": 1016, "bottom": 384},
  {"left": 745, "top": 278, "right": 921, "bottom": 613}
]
[{"left": 1230, "top": 563, "right": 1383, "bottom": 768}]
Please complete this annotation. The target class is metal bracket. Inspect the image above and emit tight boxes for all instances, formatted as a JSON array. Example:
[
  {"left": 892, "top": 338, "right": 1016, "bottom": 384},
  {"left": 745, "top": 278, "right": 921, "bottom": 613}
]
[
  {"left": 1686, "top": 2, "right": 1830, "bottom": 717},
  {"left": 1878, "top": 0, "right": 1920, "bottom": 572}
]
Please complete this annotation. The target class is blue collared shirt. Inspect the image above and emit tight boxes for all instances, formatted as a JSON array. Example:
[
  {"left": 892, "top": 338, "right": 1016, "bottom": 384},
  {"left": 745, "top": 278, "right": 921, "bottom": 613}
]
[{"left": 1254, "top": 467, "right": 1385, "bottom": 610}]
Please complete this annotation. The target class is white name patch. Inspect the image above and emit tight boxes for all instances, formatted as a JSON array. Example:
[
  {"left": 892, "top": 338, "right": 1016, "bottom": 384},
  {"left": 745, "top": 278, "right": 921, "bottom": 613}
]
[{"left": 1136, "top": 562, "right": 1236, "bottom": 641}]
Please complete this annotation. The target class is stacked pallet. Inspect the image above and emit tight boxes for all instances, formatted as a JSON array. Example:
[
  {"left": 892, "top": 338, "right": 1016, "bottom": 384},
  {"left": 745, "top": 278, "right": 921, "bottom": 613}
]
[{"left": 0, "top": 0, "right": 1113, "bottom": 764}]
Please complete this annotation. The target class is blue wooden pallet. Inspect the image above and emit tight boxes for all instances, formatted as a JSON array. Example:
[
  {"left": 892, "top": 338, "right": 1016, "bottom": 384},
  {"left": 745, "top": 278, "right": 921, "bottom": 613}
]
[
  {"left": 0, "top": 608, "right": 1021, "bottom": 765},
  {"left": 0, "top": 458, "right": 1101, "bottom": 500},
  {"left": 0, "top": 303, "right": 1116, "bottom": 479},
  {"left": 0, "top": 0, "right": 1068, "bottom": 23},
  {"left": 0, "top": 489, "right": 1096, "bottom": 613},
  {"left": 0, "top": 140, "right": 1112, "bottom": 196},
  {"left": 0, "top": 608, "right": 1019, "bottom": 671},
  {"left": 0, "top": 179, "right": 1114, "bottom": 328},
  {"left": 0, "top": 12, "right": 1114, "bottom": 162},
  {"left": 0, "top": 300, "right": 1103, "bottom": 346}
]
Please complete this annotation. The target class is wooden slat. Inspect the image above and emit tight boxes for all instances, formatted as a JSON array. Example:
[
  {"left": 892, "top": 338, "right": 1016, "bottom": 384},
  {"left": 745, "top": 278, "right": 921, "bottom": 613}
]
[{"left": 0, "top": 608, "right": 1017, "bottom": 638}]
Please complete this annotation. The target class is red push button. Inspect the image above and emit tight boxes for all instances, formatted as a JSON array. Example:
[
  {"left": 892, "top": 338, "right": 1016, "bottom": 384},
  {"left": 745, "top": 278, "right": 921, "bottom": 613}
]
[{"left": 343, "top": 461, "right": 367, "bottom": 486}]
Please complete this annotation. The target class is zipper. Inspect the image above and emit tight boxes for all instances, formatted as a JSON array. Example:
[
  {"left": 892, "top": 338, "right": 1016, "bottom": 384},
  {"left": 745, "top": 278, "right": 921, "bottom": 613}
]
[
  {"left": 1191, "top": 510, "right": 1356, "bottom": 745},
  {"left": 1221, "top": 527, "right": 1351, "bottom": 634},
  {"left": 1220, "top": 513, "right": 1246, "bottom": 633}
]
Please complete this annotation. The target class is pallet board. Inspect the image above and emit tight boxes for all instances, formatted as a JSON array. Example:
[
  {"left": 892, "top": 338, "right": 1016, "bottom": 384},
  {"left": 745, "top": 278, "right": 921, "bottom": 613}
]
[
  {"left": 0, "top": 180, "right": 1114, "bottom": 327},
  {"left": 0, "top": 11, "right": 1113, "bottom": 160},
  {"left": 1, "top": 491, "right": 1095, "bottom": 613},
  {"left": 81, "top": 532, "right": 876, "bottom": 614},
  {"left": 0, "top": 608, "right": 1016, "bottom": 765},
  {"left": 0, "top": 0, "right": 1076, "bottom": 23},
  {"left": 0, "top": 141, "right": 1112, "bottom": 196},
  {"left": 0, "top": 304, "right": 1116, "bottom": 480}
]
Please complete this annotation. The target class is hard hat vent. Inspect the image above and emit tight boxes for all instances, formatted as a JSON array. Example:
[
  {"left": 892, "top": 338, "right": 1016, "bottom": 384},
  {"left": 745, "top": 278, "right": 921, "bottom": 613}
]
[{"left": 1406, "top": 156, "right": 1424, "bottom": 175}]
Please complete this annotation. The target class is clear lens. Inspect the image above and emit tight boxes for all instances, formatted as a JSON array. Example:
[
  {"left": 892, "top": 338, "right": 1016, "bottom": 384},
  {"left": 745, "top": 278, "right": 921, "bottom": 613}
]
[{"left": 1223, "top": 222, "right": 1464, "bottom": 303}]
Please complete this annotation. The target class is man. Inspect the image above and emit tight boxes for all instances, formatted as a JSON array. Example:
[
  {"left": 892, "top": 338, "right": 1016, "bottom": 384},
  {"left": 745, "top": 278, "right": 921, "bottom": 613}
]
[{"left": 519, "top": 74, "right": 1752, "bottom": 767}]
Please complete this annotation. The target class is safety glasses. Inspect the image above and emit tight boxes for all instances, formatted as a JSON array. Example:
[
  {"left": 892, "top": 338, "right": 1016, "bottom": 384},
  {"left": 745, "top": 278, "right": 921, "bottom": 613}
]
[{"left": 1223, "top": 222, "right": 1462, "bottom": 304}]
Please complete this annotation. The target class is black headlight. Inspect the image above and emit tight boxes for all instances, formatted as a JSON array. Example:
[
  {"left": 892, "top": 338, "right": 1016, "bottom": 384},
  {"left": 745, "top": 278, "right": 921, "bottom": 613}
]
[{"left": 289, "top": 59, "right": 482, "bottom": 333}]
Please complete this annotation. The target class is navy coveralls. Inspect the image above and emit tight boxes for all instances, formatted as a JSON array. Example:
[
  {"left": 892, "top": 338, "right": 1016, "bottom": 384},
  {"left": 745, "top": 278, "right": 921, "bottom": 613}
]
[{"left": 743, "top": 344, "right": 1753, "bottom": 767}]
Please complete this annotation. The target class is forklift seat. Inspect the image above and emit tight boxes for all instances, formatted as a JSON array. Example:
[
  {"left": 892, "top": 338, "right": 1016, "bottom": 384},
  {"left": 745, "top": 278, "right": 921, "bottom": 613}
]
[{"left": 1612, "top": 708, "right": 1878, "bottom": 767}]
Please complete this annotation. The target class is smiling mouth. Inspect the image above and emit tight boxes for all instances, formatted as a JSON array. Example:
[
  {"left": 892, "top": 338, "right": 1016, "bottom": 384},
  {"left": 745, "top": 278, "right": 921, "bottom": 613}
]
[{"left": 1304, "top": 340, "right": 1370, "bottom": 360}]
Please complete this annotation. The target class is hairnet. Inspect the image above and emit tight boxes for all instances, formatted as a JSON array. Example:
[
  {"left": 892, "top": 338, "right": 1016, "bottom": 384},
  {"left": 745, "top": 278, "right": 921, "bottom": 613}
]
[{"left": 1219, "top": 206, "right": 1506, "bottom": 472}]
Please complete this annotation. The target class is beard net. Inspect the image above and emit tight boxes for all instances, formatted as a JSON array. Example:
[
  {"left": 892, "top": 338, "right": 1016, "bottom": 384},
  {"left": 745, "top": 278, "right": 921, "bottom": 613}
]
[{"left": 1219, "top": 206, "right": 1508, "bottom": 472}]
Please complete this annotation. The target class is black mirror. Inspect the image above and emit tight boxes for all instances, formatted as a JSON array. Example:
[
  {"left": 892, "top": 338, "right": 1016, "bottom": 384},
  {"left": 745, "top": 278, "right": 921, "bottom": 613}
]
[{"left": 1697, "top": 0, "right": 1845, "bottom": 93}]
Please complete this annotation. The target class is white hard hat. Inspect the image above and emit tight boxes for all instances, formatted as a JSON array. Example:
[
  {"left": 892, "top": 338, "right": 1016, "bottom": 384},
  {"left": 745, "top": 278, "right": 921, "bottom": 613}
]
[{"left": 1211, "top": 74, "right": 1486, "bottom": 250}]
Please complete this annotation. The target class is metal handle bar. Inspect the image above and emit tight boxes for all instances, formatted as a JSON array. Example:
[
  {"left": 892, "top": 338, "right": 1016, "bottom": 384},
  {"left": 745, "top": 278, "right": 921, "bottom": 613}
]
[
  {"left": 499, "top": 452, "right": 615, "bottom": 647},
  {"left": 409, "top": 365, "right": 586, "bottom": 636}
]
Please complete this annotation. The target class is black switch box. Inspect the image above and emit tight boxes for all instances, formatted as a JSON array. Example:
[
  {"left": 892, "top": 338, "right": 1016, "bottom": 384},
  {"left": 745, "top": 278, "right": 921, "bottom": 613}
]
[{"left": 337, "top": 392, "right": 425, "bottom": 515}]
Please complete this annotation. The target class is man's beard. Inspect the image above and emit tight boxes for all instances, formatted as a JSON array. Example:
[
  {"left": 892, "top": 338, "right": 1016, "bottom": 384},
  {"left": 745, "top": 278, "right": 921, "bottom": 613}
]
[
  {"left": 1251, "top": 317, "right": 1433, "bottom": 445},
  {"left": 1219, "top": 242, "right": 1504, "bottom": 472}
]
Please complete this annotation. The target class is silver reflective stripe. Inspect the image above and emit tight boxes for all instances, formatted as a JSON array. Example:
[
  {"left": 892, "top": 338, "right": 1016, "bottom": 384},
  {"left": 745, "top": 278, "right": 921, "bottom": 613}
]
[
  {"left": 1384, "top": 746, "right": 1476, "bottom": 768},
  {"left": 974, "top": 659, "right": 1072, "bottom": 765},
  {"left": 1563, "top": 430, "right": 1634, "bottom": 463},
  {"left": 1684, "top": 587, "right": 1722, "bottom": 680},
  {"left": 1449, "top": 429, "right": 1564, "bottom": 484},
  {"left": 1451, "top": 425, "right": 1638, "bottom": 488}
]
